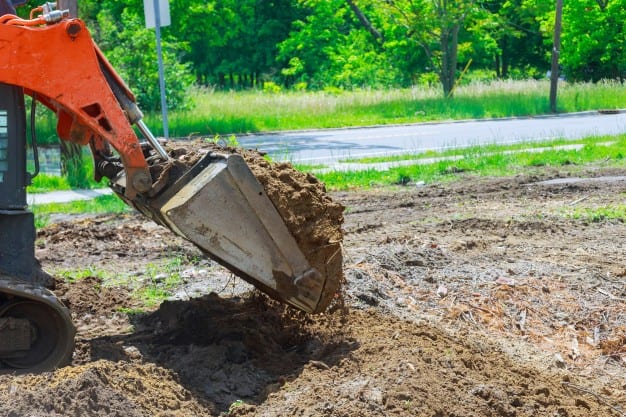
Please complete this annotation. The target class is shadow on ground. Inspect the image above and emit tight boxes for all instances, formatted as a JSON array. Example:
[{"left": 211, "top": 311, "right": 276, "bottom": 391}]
[{"left": 81, "top": 293, "right": 356, "bottom": 413}]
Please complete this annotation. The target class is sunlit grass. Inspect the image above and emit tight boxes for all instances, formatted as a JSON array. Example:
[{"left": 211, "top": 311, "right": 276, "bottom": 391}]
[
  {"left": 564, "top": 205, "right": 626, "bottom": 222},
  {"left": 314, "top": 134, "right": 626, "bottom": 190},
  {"left": 31, "top": 194, "right": 130, "bottom": 228},
  {"left": 34, "top": 80, "right": 626, "bottom": 142}
]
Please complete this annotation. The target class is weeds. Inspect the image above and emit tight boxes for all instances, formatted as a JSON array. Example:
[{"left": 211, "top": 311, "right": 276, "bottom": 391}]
[
  {"left": 31, "top": 195, "right": 130, "bottom": 228},
  {"left": 55, "top": 266, "right": 111, "bottom": 283},
  {"left": 135, "top": 254, "right": 194, "bottom": 306},
  {"left": 565, "top": 205, "right": 626, "bottom": 222}
]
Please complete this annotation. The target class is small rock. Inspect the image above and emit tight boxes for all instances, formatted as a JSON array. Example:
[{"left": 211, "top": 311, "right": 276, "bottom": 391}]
[
  {"left": 123, "top": 345, "right": 143, "bottom": 360},
  {"left": 153, "top": 273, "right": 168, "bottom": 283},
  {"left": 406, "top": 259, "right": 425, "bottom": 267},
  {"left": 495, "top": 276, "right": 516, "bottom": 286},
  {"left": 554, "top": 353, "right": 566, "bottom": 368},
  {"left": 436, "top": 285, "right": 448, "bottom": 298},
  {"left": 361, "top": 387, "right": 385, "bottom": 404}
]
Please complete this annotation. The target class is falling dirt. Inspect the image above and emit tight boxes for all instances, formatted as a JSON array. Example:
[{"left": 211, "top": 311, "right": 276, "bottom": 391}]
[
  {"left": 148, "top": 141, "right": 345, "bottom": 311},
  {"left": 0, "top": 164, "right": 625, "bottom": 416}
]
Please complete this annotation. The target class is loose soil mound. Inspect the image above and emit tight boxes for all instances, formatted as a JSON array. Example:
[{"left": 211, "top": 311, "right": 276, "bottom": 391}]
[
  {"left": 0, "top": 361, "right": 209, "bottom": 417},
  {"left": 1, "top": 167, "right": 623, "bottom": 416}
]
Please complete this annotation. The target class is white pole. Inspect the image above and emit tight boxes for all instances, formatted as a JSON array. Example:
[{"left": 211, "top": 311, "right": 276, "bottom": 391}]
[{"left": 153, "top": 0, "right": 169, "bottom": 138}]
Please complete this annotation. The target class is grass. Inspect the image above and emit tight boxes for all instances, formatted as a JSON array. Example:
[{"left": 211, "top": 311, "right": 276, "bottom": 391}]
[
  {"left": 564, "top": 204, "right": 626, "bottom": 222},
  {"left": 31, "top": 194, "right": 130, "bottom": 228},
  {"left": 340, "top": 137, "right": 597, "bottom": 164},
  {"left": 32, "top": 80, "right": 626, "bottom": 142},
  {"left": 135, "top": 256, "right": 189, "bottom": 307},
  {"left": 314, "top": 134, "right": 626, "bottom": 190},
  {"left": 144, "top": 80, "right": 626, "bottom": 137},
  {"left": 54, "top": 266, "right": 112, "bottom": 283},
  {"left": 27, "top": 149, "right": 101, "bottom": 192}
]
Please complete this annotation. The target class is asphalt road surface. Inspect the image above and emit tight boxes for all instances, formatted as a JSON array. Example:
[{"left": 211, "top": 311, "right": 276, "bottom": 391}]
[{"left": 236, "top": 111, "right": 626, "bottom": 164}]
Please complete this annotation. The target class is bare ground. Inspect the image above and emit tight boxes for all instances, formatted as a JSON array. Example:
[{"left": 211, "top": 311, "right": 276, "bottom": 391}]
[{"left": 0, "top": 165, "right": 625, "bottom": 417}]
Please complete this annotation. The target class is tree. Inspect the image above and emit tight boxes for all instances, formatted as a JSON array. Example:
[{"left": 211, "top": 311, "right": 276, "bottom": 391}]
[
  {"left": 95, "top": 2, "right": 194, "bottom": 111},
  {"left": 380, "top": 0, "right": 480, "bottom": 96},
  {"left": 278, "top": 0, "right": 411, "bottom": 89},
  {"left": 169, "top": 0, "right": 302, "bottom": 89},
  {"left": 560, "top": 0, "right": 626, "bottom": 81}
]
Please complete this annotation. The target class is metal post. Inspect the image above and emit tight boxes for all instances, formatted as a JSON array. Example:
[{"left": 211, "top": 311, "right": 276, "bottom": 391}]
[
  {"left": 153, "top": 0, "right": 169, "bottom": 139},
  {"left": 549, "top": 0, "right": 563, "bottom": 113}
]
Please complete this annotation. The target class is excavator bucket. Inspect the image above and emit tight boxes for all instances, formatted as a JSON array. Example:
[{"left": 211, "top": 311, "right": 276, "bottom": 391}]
[{"left": 125, "top": 151, "right": 342, "bottom": 313}]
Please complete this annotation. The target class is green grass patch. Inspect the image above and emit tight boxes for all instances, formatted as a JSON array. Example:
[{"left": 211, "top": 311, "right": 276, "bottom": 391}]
[
  {"left": 314, "top": 135, "right": 626, "bottom": 190},
  {"left": 292, "top": 163, "right": 329, "bottom": 171},
  {"left": 27, "top": 150, "right": 101, "bottom": 192},
  {"left": 564, "top": 204, "right": 626, "bottom": 222},
  {"left": 54, "top": 266, "right": 112, "bottom": 283},
  {"left": 32, "top": 194, "right": 130, "bottom": 228},
  {"left": 135, "top": 256, "right": 187, "bottom": 307},
  {"left": 341, "top": 137, "right": 590, "bottom": 164},
  {"left": 33, "top": 80, "right": 626, "bottom": 142},
  {"left": 27, "top": 174, "right": 73, "bottom": 193},
  {"left": 29, "top": 173, "right": 102, "bottom": 193}
]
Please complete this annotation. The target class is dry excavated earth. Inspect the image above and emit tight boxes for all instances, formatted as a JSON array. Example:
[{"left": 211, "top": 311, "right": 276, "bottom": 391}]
[{"left": 1, "top": 164, "right": 625, "bottom": 417}]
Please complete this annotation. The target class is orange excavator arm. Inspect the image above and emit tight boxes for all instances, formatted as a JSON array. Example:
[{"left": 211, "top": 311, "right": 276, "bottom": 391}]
[{"left": 0, "top": 9, "right": 157, "bottom": 197}]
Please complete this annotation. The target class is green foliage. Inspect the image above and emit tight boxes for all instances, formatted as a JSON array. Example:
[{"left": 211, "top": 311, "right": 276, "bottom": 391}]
[
  {"left": 31, "top": 195, "right": 131, "bottom": 228},
  {"left": 15, "top": 0, "right": 626, "bottom": 99},
  {"left": 28, "top": 174, "right": 73, "bottom": 193},
  {"left": 94, "top": 1, "right": 195, "bottom": 111},
  {"left": 565, "top": 205, "right": 626, "bottom": 223},
  {"left": 560, "top": 0, "right": 626, "bottom": 81},
  {"left": 135, "top": 255, "right": 189, "bottom": 306},
  {"left": 55, "top": 266, "right": 111, "bottom": 283}
]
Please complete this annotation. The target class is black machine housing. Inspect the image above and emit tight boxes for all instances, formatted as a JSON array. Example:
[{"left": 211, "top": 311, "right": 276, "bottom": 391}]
[{"left": 0, "top": 83, "right": 38, "bottom": 282}]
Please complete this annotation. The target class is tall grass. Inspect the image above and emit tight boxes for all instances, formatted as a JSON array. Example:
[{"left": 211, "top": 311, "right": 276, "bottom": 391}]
[
  {"left": 33, "top": 80, "right": 626, "bottom": 142},
  {"left": 28, "top": 149, "right": 100, "bottom": 192},
  {"left": 143, "top": 80, "right": 626, "bottom": 137}
]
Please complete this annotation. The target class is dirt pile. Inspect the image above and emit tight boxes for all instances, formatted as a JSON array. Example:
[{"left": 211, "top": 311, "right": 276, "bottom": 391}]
[
  {"left": 237, "top": 310, "right": 616, "bottom": 417},
  {"left": 1, "top": 167, "right": 623, "bottom": 416},
  {"left": 0, "top": 361, "right": 209, "bottom": 417}
]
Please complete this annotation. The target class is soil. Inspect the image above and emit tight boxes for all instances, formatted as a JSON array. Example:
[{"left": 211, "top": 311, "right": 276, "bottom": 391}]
[
  {"left": 1, "top": 164, "right": 625, "bottom": 417},
  {"left": 145, "top": 141, "right": 344, "bottom": 312}
]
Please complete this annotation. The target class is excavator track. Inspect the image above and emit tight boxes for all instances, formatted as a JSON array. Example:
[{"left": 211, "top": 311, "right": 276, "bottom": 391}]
[{"left": 0, "top": 275, "right": 75, "bottom": 374}]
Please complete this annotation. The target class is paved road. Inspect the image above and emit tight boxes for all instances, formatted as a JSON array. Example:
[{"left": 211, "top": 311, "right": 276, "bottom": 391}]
[
  {"left": 236, "top": 111, "right": 626, "bottom": 164},
  {"left": 30, "top": 111, "right": 626, "bottom": 203}
]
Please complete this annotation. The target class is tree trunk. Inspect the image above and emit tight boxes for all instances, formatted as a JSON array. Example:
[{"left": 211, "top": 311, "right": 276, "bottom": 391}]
[
  {"left": 495, "top": 53, "right": 501, "bottom": 78},
  {"left": 345, "top": 0, "right": 384, "bottom": 43},
  {"left": 501, "top": 37, "right": 509, "bottom": 78},
  {"left": 439, "top": 24, "right": 459, "bottom": 97},
  {"left": 56, "top": 0, "right": 85, "bottom": 187}
]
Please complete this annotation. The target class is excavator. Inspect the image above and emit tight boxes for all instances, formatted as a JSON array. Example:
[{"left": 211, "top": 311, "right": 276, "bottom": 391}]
[{"left": 0, "top": 1, "right": 342, "bottom": 374}]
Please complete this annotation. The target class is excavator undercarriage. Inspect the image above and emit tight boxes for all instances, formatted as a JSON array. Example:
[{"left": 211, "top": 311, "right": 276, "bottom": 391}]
[
  {"left": 0, "top": 2, "right": 343, "bottom": 374},
  {"left": 0, "top": 83, "right": 75, "bottom": 373}
]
